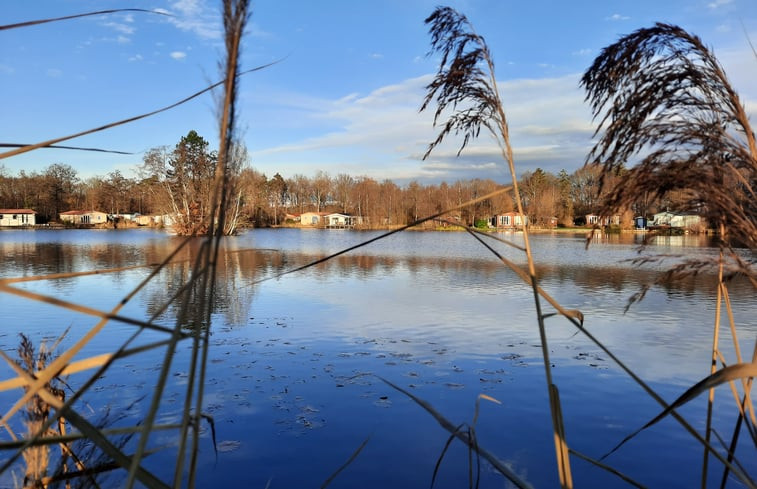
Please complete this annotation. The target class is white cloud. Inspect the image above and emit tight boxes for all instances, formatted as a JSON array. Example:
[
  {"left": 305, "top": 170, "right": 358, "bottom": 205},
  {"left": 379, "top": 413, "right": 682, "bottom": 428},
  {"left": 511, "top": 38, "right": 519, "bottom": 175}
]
[
  {"left": 606, "top": 13, "right": 630, "bottom": 21},
  {"left": 129, "top": 54, "right": 144, "bottom": 62},
  {"left": 46, "top": 68, "right": 62, "bottom": 78},
  {"left": 117, "top": 35, "right": 130, "bottom": 44},
  {"left": 170, "top": 51, "right": 187, "bottom": 60},
  {"left": 248, "top": 73, "right": 596, "bottom": 182},
  {"left": 371, "top": 53, "right": 384, "bottom": 59}
]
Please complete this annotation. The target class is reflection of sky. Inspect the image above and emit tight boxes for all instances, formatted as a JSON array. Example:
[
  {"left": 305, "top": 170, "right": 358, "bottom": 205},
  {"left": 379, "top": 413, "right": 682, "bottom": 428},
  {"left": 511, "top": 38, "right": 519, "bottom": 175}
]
[{"left": 0, "top": 229, "right": 753, "bottom": 488}]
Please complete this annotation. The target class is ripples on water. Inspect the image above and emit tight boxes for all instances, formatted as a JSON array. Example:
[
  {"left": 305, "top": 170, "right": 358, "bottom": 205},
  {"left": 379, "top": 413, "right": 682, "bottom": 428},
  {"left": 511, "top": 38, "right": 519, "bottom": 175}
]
[{"left": 0, "top": 228, "right": 753, "bottom": 488}]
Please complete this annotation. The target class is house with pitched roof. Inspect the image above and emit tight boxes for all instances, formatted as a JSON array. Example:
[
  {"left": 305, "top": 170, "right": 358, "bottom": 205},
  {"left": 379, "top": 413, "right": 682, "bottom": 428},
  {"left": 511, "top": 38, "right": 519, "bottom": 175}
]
[
  {"left": 0, "top": 209, "right": 36, "bottom": 227},
  {"left": 59, "top": 210, "right": 108, "bottom": 225}
]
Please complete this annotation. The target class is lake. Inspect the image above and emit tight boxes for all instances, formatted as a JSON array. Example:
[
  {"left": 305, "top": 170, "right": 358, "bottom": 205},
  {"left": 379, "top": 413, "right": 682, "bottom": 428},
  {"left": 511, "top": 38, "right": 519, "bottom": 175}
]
[{"left": 0, "top": 228, "right": 754, "bottom": 488}]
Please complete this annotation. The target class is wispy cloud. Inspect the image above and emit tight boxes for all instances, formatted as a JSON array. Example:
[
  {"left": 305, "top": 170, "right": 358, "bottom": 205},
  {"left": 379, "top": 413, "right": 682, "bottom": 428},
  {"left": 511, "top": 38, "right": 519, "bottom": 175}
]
[
  {"left": 572, "top": 48, "right": 592, "bottom": 56},
  {"left": 103, "top": 21, "right": 135, "bottom": 35},
  {"left": 371, "top": 53, "right": 384, "bottom": 59},
  {"left": 0, "top": 64, "right": 14, "bottom": 75},
  {"left": 46, "top": 68, "right": 63, "bottom": 78},
  {"left": 166, "top": 0, "right": 221, "bottom": 40},
  {"left": 708, "top": 0, "right": 732, "bottom": 8},
  {"left": 170, "top": 51, "right": 187, "bottom": 60},
  {"left": 606, "top": 13, "right": 630, "bottom": 21},
  {"left": 129, "top": 54, "right": 144, "bottom": 62},
  {"left": 247, "top": 23, "right": 271, "bottom": 38}
]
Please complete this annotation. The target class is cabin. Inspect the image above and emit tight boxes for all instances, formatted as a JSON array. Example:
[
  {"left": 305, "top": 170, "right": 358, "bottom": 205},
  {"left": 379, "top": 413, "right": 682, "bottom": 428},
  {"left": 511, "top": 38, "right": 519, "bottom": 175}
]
[
  {"left": 299, "top": 212, "right": 329, "bottom": 226},
  {"left": 325, "top": 213, "right": 361, "bottom": 228},
  {"left": 634, "top": 216, "right": 648, "bottom": 229},
  {"left": 585, "top": 214, "right": 621, "bottom": 227},
  {"left": 0, "top": 209, "right": 36, "bottom": 227},
  {"left": 491, "top": 212, "right": 527, "bottom": 229},
  {"left": 651, "top": 211, "right": 703, "bottom": 230},
  {"left": 59, "top": 210, "right": 108, "bottom": 225},
  {"left": 135, "top": 214, "right": 167, "bottom": 226},
  {"left": 284, "top": 213, "right": 301, "bottom": 223}
]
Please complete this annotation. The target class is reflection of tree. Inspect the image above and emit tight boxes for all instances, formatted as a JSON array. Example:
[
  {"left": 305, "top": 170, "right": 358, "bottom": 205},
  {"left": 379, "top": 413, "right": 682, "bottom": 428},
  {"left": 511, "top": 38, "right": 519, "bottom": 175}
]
[{"left": 4, "top": 234, "right": 742, "bottom": 327}]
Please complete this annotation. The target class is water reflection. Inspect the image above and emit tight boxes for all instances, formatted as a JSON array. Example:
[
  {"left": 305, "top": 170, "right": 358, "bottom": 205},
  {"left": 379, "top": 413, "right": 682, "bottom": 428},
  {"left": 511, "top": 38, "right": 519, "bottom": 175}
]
[
  {"left": 1, "top": 229, "right": 752, "bottom": 326},
  {"left": 0, "top": 229, "right": 753, "bottom": 488}
]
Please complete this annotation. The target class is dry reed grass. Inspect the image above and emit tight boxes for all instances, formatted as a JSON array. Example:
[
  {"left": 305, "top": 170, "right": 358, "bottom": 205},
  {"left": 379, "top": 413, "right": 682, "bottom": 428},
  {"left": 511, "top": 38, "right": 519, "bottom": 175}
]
[
  {"left": 582, "top": 22, "right": 756, "bottom": 488},
  {"left": 0, "top": 2, "right": 251, "bottom": 488}
]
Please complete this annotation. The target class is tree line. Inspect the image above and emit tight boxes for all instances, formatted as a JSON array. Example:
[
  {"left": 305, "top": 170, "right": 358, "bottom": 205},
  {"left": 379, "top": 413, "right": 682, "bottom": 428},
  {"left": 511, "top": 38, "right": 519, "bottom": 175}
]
[{"left": 0, "top": 130, "right": 695, "bottom": 230}]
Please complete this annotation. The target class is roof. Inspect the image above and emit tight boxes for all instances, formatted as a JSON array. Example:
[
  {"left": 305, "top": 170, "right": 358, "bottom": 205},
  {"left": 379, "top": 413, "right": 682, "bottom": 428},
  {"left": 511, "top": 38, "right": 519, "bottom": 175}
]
[
  {"left": 0, "top": 209, "right": 36, "bottom": 214},
  {"left": 60, "top": 210, "right": 106, "bottom": 215}
]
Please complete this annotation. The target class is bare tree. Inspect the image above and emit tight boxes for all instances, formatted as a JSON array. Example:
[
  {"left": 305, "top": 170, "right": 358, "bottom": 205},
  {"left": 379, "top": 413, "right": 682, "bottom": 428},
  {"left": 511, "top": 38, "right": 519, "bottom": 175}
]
[
  {"left": 311, "top": 170, "right": 331, "bottom": 212},
  {"left": 333, "top": 173, "right": 353, "bottom": 213},
  {"left": 286, "top": 174, "right": 309, "bottom": 213}
]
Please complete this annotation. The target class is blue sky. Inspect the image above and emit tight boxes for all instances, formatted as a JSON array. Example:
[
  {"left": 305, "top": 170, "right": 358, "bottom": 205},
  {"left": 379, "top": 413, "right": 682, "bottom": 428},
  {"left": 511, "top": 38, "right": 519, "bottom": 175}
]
[{"left": 2, "top": 0, "right": 756, "bottom": 185}]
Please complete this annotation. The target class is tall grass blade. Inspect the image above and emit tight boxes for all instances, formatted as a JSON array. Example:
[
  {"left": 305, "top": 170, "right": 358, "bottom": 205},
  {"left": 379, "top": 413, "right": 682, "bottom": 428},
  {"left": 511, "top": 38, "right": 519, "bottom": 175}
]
[
  {"left": 568, "top": 449, "right": 647, "bottom": 488},
  {"left": 720, "top": 344, "right": 757, "bottom": 488},
  {"left": 0, "top": 62, "right": 279, "bottom": 161},
  {"left": 320, "top": 435, "right": 371, "bottom": 489},
  {"left": 378, "top": 376, "right": 533, "bottom": 489},
  {"left": 249, "top": 186, "right": 513, "bottom": 285},
  {"left": 603, "top": 362, "right": 757, "bottom": 461},
  {"left": 431, "top": 424, "right": 465, "bottom": 489},
  {"left": 0, "top": 9, "right": 169, "bottom": 31},
  {"left": 0, "top": 143, "right": 132, "bottom": 154}
]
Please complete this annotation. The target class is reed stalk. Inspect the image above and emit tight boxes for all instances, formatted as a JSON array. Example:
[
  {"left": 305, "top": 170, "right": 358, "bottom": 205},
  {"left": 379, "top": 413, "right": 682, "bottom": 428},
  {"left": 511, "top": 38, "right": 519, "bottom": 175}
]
[
  {"left": 702, "top": 250, "right": 725, "bottom": 488},
  {"left": 421, "top": 7, "right": 573, "bottom": 486}
]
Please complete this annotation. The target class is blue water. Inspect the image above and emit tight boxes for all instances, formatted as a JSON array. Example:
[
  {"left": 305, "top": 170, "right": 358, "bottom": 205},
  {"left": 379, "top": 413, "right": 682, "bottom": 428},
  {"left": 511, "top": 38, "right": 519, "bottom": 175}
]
[{"left": 0, "top": 228, "right": 753, "bottom": 488}]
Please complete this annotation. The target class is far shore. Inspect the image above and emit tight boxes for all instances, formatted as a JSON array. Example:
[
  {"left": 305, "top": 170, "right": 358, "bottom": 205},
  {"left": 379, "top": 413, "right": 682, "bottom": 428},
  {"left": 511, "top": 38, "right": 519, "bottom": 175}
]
[{"left": 2, "top": 222, "right": 708, "bottom": 236}]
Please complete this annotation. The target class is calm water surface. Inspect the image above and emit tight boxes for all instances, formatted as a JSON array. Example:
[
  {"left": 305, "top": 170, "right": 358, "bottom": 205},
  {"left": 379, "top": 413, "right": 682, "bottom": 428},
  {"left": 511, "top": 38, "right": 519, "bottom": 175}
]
[{"left": 0, "top": 228, "right": 754, "bottom": 488}]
